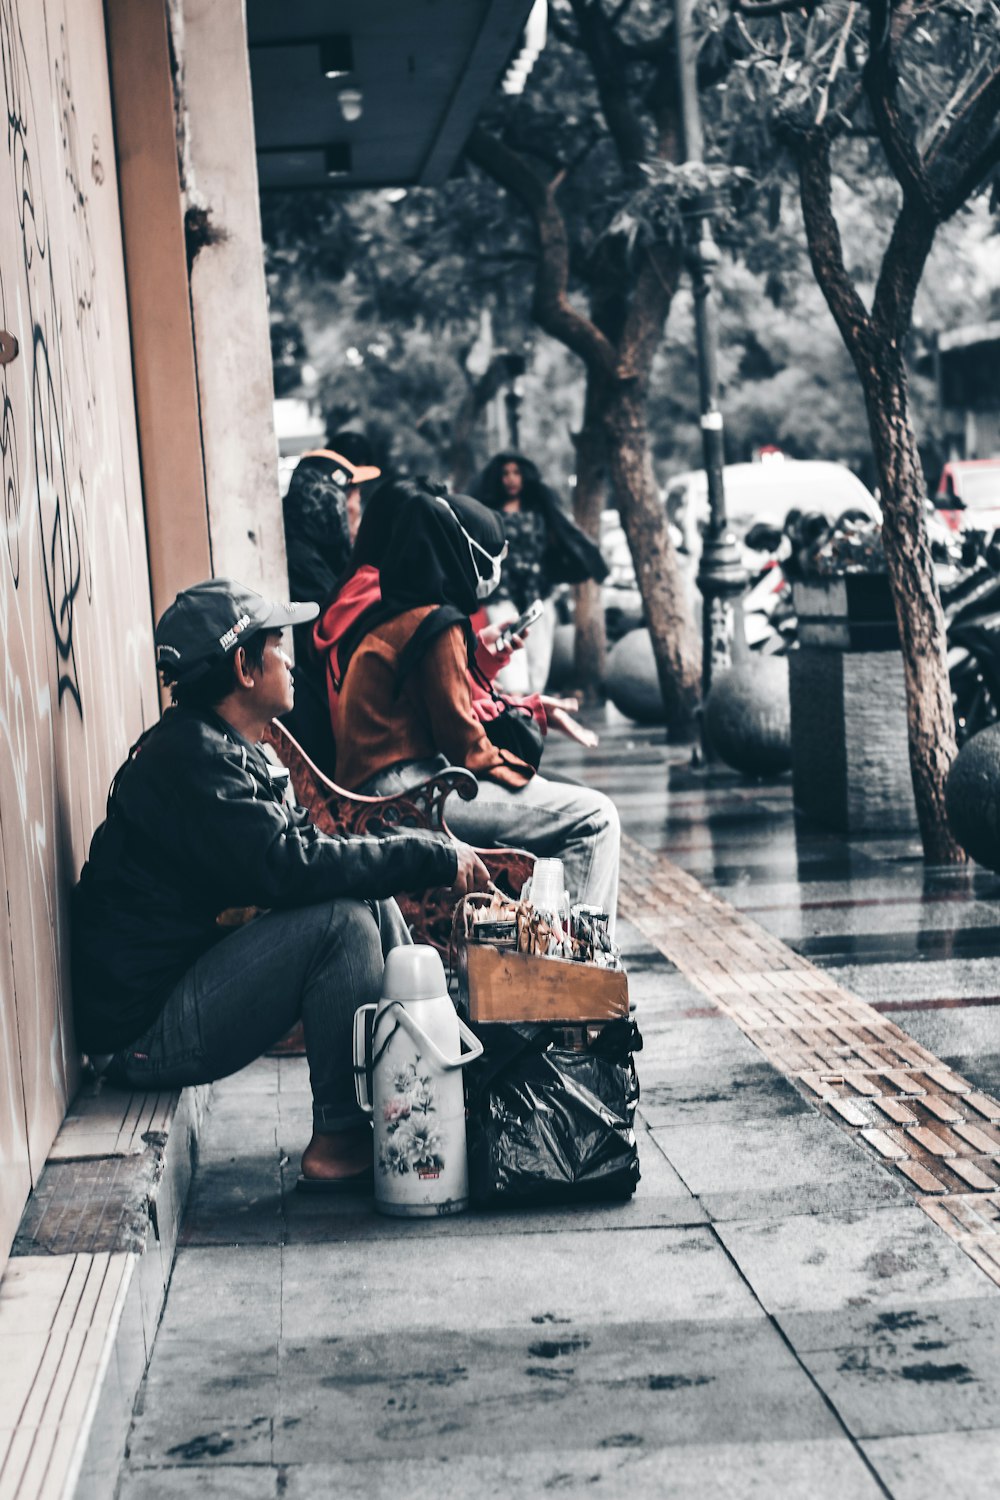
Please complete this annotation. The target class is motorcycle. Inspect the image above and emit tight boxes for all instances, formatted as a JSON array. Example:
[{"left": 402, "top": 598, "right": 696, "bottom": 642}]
[
  {"left": 941, "top": 529, "right": 1000, "bottom": 745},
  {"left": 740, "top": 511, "right": 1000, "bottom": 746}
]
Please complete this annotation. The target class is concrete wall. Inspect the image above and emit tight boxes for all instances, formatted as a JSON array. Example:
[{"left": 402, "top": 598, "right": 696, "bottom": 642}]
[{"left": 0, "top": 0, "right": 159, "bottom": 1270}]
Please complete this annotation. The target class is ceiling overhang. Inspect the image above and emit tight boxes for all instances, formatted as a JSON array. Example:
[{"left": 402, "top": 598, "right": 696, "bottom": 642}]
[{"left": 247, "top": 0, "right": 536, "bottom": 192}]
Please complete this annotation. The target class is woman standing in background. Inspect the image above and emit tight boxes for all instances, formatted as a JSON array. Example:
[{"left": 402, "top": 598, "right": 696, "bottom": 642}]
[{"left": 472, "top": 452, "right": 608, "bottom": 694}]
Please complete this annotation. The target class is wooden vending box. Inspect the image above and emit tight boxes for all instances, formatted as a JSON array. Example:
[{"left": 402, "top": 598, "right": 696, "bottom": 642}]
[{"left": 456, "top": 898, "right": 629, "bottom": 1023}]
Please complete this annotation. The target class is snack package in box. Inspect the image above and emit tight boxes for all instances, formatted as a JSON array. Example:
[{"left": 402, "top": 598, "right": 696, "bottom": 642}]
[{"left": 454, "top": 894, "right": 629, "bottom": 1025}]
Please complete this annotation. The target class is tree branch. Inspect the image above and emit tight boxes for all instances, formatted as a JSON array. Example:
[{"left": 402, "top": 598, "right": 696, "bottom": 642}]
[
  {"left": 619, "top": 245, "right": 682, "bottom": 383},
  {"left": 793, "top": 129, "right": 874, "bottom": 366},
  {"left": 465, "top": 126, "right": 620, "bottom": 380},
  {"left": 567, "top": 0, "right": 648, "bottom": 176},
  {"left": 933, "top": 64, "right": 1000, "bottom": 217},
  {"left": 872, "top": 195, "right": 937, "bottom": 345},
  {"left": 940, "top": 121, "right": 1000, "bottom": 219},
  {"left": 620, "top": 23, "right": 674, "bottom": 63},
  {"left": 731, "top": 0, "right": 818, "bottom": 18},
  {"left": 863, "top": 0, "right": 937, "bottom": 211},
  {"left": 814, "top": 0, "right": 856, "bottom": 128}
]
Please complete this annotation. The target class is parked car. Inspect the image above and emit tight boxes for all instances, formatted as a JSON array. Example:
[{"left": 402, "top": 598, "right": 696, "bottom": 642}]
[{"left": 932, "top": 458, "right": 1000, "bottom": 536}]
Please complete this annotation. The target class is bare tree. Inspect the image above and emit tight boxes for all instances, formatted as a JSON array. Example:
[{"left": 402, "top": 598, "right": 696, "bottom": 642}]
[
  {"left": 733, "top": 0, "right": 1000, "bottom": 859},
  {"left": 467, "top": 0, "right": 705, "bottom": 733}
]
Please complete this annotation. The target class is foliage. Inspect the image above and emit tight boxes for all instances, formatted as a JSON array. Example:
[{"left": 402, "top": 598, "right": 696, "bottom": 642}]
[{"left": 259, "top": 0, "right": 1000, "bottom": 500}]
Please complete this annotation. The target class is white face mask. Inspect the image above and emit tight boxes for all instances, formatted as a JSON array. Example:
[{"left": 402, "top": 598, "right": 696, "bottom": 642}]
[
  {"left": 474, "top": 548, "right": 504, "bottom": 600},
  {"left": 435, "top": 498, "right": 508, "bottom": 601}
]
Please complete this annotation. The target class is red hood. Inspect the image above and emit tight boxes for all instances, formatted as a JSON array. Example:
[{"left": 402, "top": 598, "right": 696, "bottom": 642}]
[{"left": 313, "top": 566, "right": 380, "bottom": 677}]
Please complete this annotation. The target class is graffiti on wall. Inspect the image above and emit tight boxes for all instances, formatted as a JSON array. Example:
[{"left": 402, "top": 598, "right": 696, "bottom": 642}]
[
  {"left": 0, "top": 0, "right": 158, "bottom": 1268},
  {"left": 2, "top": 3, "right": 97, "bottom": 711}
]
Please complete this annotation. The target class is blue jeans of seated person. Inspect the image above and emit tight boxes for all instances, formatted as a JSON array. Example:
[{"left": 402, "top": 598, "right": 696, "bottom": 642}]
[
  {"left": 109, "top": 898, "right": 411, "bottom": 1132},
  {"left": 361, "top": 759, "right": 620, "bottom": 933}
]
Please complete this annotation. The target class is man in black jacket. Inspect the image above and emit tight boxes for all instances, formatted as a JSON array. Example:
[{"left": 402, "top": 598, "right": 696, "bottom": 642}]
[{"left": 72, "top": 578, "right": 487, "bottom": 1189}]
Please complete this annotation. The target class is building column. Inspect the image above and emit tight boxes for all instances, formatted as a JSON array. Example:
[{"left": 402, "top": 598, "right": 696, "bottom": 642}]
[
  {"left": 105, "top": 0, "right": 213, "bottom": 621},
  {"left": 174, "top": 0, "right": 289, "bottom": 600}
]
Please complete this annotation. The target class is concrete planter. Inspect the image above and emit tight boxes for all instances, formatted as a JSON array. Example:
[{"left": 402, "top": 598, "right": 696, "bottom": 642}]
[
  {"left": 704, "top": 659, "right": 792, "bottom": 777},
  {"left": 946, "top": 724, "right": 1000, "bottom": 870},
  {"left": 789, "top": 575, "right": 917, "bottom": 833},
  {"left": 794, "top": 573, "right": 899, "bottom": 651},
  {"left": 604, "top": 628, "right": 665, "bottom": 725}
]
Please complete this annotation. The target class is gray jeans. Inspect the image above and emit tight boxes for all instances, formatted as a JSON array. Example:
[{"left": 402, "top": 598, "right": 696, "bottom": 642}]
[
  {"left": 109, "top": 898, "right": 410, "bottom": 1132},
  {"left": 363, "top": 760, "right": 620, "bottom": 928}
]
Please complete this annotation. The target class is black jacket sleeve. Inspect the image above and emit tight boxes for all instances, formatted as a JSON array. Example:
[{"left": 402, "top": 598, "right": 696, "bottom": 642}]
[
  {"left": 163, "top": 742, "right": 458, "bottom": 908},
  {"left": 539, "top": 485, "right": 609, "bottom": 586}
]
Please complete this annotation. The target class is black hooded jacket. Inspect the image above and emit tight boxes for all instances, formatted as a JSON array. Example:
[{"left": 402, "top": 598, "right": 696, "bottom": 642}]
[
  {"left": 472, "top": 452, "right": 608, "bottom": 589},
  {"left": 336, "top": 483, "right": 506, "bottom": 689},
  {"left": 71, "top": 706, "right": 457, "bottom": 1051}
]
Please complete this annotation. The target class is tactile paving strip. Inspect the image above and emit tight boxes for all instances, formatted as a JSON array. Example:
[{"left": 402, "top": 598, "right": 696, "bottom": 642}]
[{"left": 620, "top": 833, "right": 1000, "bottom": 1284}]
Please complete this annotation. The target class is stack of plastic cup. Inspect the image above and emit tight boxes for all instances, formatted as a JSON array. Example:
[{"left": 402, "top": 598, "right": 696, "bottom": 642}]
[
  {"left": 527, "top": 858, "right": 568, "bottom": 910},
  {"left": 522, "top": 859, "right": 571, "bottom": 951}
]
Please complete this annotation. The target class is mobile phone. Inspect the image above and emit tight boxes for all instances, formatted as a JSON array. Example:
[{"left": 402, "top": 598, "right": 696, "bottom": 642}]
[{"left": 498, "top": 599, "right": 544, "bottom": 647}]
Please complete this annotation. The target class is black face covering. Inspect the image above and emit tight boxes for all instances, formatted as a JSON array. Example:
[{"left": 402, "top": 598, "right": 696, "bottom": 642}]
[
  {"left": 282, "top": 456, "right": 352, "bottom": 603},
  {"left": 379, "top": 491, "right": 507, "bottom": 617},
  {"left": 334, "top": 485, "right": 506, "bottom": 690}
]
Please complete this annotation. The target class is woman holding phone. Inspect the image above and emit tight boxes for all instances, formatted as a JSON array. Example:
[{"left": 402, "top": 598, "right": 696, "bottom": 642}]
[
  {"left": 330, "top": 481, "right": 619, "bottom": 919},
  {"left": 472, "top": 451, "right": 609, "bottom": 694},
  {"left": 313, "top": 478, "right": 597, "bottom": 759}
]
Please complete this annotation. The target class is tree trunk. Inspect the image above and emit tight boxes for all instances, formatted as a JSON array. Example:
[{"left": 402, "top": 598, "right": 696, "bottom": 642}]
[
  {"left": 571, "top": 373, "right": 609, "bottom": 699},
  {"left": 859, "top": 346, "right": 963, "bottom": 861},
  {"left": 604, "top": 383, "right": 701, "bottom": 736},
  {"left": 795, "top": 137, "right": 961, "bottom": 862}
]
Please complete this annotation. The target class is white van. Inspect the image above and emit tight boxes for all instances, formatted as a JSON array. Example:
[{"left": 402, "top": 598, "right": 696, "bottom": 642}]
[
  {"left": 599, "top": 459, "right": 880, "bottom": 638},
  {"left": 665, "top": 459, "right": 880, "bottom": 562}
]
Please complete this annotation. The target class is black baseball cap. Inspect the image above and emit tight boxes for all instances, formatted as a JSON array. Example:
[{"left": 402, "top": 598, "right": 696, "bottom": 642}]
[{"left": 155, "top": 578, "right": 319, "bottom": 683}]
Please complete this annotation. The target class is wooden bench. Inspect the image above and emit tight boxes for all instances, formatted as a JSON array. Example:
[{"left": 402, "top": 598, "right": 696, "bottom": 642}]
[{"left": 262, "top": 720, "right": 534, "bottom": 954}]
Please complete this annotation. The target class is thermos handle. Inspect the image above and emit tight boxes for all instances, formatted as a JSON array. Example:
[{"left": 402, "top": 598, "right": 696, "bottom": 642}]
[
  {"left": 455, "top": 1016, "right": 485, "bottom": 1068},
  {"left": 353, "top": 1004, "right": 377, "bottom": 1113},
  {"left": 392, "top": 1005, "right": 484, "bottom": 1070}
]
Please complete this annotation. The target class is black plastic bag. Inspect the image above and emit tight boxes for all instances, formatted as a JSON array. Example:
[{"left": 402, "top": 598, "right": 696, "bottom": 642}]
[{"left": 466, "top": 1019, "right": 642, "bottom": 1206}]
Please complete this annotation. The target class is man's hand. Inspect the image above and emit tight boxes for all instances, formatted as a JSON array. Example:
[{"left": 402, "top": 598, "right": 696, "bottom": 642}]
[
  {"left": 450, "top": 839, "right": 491, "bottom": 895},
  {"left": 539, "top": 695, "right": 600, "bottom": 748},
  {"left": 478, "top": 621, "right": 528, "bottom": 661}
]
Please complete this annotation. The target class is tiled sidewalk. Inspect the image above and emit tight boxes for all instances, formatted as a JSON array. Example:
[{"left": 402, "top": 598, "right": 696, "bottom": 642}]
[
  {"left": 621, "top": 834, "right": 1000, "bottom": 1275},
  {"left": 111, "top": 717, "right": 1000, "bottom": 1497}
]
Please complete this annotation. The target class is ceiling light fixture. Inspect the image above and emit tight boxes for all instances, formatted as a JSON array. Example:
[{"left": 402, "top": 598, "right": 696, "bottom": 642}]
[
  {"left": 320, "top": 35, "right": 354, "bottom": 79},
  {"left": 338, "top": 87, "right": 363, "bottom": 122}
]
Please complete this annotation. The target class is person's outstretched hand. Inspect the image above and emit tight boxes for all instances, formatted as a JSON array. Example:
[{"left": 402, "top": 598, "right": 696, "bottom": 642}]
[
  {"left": 540, "top": 695, "right": 600, "bottom": 749},
  {"left": 478, "top": 621, "right": 528, "bottom": 661},
  {"left": 450, "top": 840, "right": 491, "bottom": 895}
]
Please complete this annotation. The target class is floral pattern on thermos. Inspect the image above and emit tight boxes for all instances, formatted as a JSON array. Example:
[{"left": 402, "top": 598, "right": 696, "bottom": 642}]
[{"left": 378, "top": 1057, "right": 445, "bottom": 1179}]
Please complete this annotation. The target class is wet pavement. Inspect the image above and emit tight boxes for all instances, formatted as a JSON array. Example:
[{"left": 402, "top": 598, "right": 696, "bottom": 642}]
[
  {"left": 584, "top": 723, "right": 1000, "bottom": 1106},
  {"left": 115, "top": 713, "right": 1000, "bottom": 1497}
]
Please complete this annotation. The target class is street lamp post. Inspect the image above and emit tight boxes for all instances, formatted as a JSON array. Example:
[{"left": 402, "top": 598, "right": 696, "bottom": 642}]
[
  {"left": 504, "top": 351, "right": 527, "bottom": 451},
  {"left": 673, "top": 0, "right": 746, "bottom": 714}
]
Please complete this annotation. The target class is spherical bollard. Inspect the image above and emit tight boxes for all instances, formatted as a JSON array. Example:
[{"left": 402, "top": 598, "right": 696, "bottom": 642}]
[
  {"left": 603, "top": 629, "right": 665, "bottom": 725},
  {"left": 546, "top": 622, "right": 576, "bottom": 691},
  {"left": 703, "top": 658, "right": 792, "bottom": 777},
  {"left": 946, "top": 724, "right": 1000, "bottom": 871}
]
